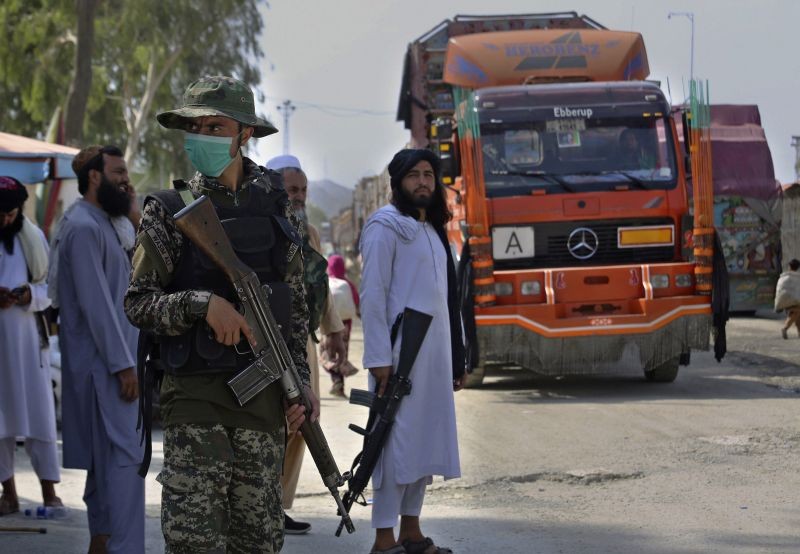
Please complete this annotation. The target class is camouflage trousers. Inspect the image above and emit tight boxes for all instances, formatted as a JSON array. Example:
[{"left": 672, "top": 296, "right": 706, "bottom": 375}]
[{"left": 158, "top": 424, "right": 285, "bottom": 553}]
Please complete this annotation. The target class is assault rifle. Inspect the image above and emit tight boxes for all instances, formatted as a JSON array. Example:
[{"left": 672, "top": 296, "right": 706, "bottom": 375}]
[
  {"left": 174, "top": 195, "right": 354, "bottom": 535},
  {"left": 336, "top": 308, "right": 433, "bottom": 537}
]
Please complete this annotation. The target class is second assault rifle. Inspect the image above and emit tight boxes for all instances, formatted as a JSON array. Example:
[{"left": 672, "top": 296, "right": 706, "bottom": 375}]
[
  {"left": 174, "top": 195, "right": 354, "bottom": 535},
  {"left": 336, "top": 307, "right": 433, "bottom": 536}
]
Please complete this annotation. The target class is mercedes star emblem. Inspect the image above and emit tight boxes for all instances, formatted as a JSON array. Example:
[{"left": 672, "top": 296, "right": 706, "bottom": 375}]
[{"left": 567, "top": 227, "right": 599, "bottom": 260}]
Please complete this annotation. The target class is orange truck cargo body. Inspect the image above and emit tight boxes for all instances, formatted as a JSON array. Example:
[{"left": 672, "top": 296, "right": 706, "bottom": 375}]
[{"left": 398, "top": 14, "right": 712, "bottom": 382}]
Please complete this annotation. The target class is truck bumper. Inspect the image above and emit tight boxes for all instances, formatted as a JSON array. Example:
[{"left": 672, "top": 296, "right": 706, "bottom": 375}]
[{"left": 474, "top": 263, "right": 713, "bottom": 374}]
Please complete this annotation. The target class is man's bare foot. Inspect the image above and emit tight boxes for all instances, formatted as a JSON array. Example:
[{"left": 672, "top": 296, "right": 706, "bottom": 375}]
[
  {"left": 44, "top": 495, "right": 64, "bottom": 507},
  {"left": 41, "top": 480, "right": 62, "bottom": 507},
  {"left": 88, "top": 534, "right": 109, "bottom": 554},
  {"left": 0, "top": 493, "right": 20, "bottom": 516}
]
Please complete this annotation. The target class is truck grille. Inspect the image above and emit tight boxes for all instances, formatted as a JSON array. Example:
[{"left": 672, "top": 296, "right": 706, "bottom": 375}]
[{"left": 493, "top": 218, "right": 676, "bottom": 269}]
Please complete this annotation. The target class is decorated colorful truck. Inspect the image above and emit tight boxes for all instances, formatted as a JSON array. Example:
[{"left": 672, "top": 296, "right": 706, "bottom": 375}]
[
  {"left": 397, "top": 13, "right": 719, "bottom": 385},
  {"left": 675, "top": 105, "right": 782, "bottom": 312}
]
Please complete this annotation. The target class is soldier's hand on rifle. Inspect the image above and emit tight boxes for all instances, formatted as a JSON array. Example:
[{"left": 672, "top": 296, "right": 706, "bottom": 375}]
[
  {"left": 322, "top": 330, "right": 347, "bottom": 371},
  {"left": 286, "top": 403, "right": 305, "bottom": 434},
  {"left": 369, "top": 365, "right": 393, "bottom": 397},
  {"left": 205, "top": 293, "right": 256, "bottom": 346},
  {"left": 285, "top": 385, "right": 320, "bottom": 435}
]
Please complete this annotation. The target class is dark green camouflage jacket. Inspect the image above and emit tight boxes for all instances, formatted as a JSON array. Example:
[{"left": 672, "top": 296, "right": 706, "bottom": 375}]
[{"left": 124, "top": 158, "right": 311, "bottom": 385}]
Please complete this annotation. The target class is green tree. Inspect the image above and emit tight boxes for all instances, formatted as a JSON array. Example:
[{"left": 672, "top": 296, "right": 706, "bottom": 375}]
[
  {"left": 63, "top": 0, "right": 98, "bottom": 145},
  {"left": 0, "top": 0, "right": 74, "bottom": 138},
  {"left": 0, "top": 0, "right": 267, "bottom": 186}
]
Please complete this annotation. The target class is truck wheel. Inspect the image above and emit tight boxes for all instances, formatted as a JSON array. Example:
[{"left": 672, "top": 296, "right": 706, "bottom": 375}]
[
  {"left": 643, "top": 357, "right": 680, "bottom": 383},
  {"left": 464, "top": 364, "right": 486, "bottom": 388}
]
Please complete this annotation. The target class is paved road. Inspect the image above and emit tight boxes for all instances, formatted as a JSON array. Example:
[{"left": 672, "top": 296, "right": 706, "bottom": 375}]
[{"left": 2, "top": 312, "right": 798, "bottom": 553}]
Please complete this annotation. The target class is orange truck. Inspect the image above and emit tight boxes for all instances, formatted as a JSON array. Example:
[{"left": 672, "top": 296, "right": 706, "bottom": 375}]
[{"left": 397, "top": 13, "right": 716, "bottom": 385}]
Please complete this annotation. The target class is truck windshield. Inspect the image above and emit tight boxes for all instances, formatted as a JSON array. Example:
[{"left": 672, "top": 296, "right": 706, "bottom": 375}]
[{"left": 480, "top": 115, "right": 677, "bottom": 196}]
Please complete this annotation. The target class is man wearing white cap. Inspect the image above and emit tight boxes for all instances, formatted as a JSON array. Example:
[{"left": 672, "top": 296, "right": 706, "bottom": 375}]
[{"left": 266, "top": 154, "right": 346, "bottom": 534}]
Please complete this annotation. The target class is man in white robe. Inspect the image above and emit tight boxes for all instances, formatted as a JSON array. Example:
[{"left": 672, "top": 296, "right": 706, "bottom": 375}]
[
  {"left": 360, "top": 149, "right": 466, "bottom": 554},
  {"left": 56, "top": 146, "right": 144, "bottom": 554},
  {"left": 0, "top": 176, "right": 62, "bottom": 516}
]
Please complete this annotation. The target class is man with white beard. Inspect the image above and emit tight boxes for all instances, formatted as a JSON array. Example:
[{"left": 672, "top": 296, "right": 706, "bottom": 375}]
[{"left": 266, "top": 154, "right": 346, "bottom": 534}]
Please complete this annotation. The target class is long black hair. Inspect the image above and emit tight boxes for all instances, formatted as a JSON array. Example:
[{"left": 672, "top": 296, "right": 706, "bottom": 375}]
[{"left": 388, "top": 148, "right": 451, "bottom": 229}]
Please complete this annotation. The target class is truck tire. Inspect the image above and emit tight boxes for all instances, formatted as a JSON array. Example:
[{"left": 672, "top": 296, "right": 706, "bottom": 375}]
[{"left": 643, "top": 357, "right": 680, "bottom": 383}]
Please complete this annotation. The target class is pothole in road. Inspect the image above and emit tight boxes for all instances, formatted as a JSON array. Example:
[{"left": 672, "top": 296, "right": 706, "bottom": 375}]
[
  {"left": 698, "top": 435, "right": 753, "bottom": 447},
  {"left": 694, "top": 431, "right": 800, "bottom": 454},
  {"left": 425, "top": 469, "right": 645, "bottom": 499},
  {"left": 464, "top": 468, "right": 643, "bottom": 489}
]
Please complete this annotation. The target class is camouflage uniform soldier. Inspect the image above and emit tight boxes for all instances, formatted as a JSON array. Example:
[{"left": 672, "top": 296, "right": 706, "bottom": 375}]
[{"left": 125, "top": 76, "right": 317, "bottom": 553}]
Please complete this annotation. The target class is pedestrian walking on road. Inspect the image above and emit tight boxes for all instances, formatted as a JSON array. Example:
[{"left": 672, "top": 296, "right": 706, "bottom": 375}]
[
  {"left": 360, "top": 148, "right": 467, "bottom": 554},
  {"left": 775, "top": 258, "right": 800, "bottom": 339},
  {"left": 266, "top": 153, "right": 346, "bottom": 534},
  {"left": 56, "top": 146, "right": 145, "bottom": 553},
  {"left": 0, "top": 177, "right": 62, "bottom": 517},
  {"left": 126, "top": 76, "right": 315, "bottom": 553},
  {"left": 324, "top": 254, "right": 361, "bottom": 393}
]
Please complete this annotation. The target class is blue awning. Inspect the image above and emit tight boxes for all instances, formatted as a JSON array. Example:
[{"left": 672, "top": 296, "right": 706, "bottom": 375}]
[{"left": 0, "top": 131, "right": 79, "bottom": 183}]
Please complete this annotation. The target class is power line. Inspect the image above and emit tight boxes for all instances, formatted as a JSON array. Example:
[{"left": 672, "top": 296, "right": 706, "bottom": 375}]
[{"left": 266, "top": 96, "right": 394, "bottom": 118}]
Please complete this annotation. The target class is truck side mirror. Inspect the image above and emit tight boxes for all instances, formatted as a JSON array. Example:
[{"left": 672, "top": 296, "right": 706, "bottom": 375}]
[
  {"left": 681, "top": 110, "right": 692, "bottom": 178},
  {"left": 432, "top": 119, "right": 453, "bottom": 141},
  {"left": 438, "top": 142, "right": 458, "bottom": 185},
  {"left": 440, "top": 153, "right": 458, "bottom": 185}
]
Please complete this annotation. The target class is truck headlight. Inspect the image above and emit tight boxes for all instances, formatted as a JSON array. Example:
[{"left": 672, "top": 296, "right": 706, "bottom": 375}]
[
  {"left": 520, "top": 281, "right": 541, "bottom": 295},
  {"left": 494, "top": 282, "right": 513, "bottom": 296},
  {"left": 675, "top": 274, "right": 693, "bottom": 288},
  {"left": 650, "top": 274, "right": 669, "bottom": 289}
]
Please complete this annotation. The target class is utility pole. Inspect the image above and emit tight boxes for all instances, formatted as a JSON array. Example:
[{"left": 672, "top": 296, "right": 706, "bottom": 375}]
[
  {"left": 668, "top": 11, "right": 695, "bottom": 84},
  {"left": 276, "top": 100, "right": 296, "bottom": 155},
  {"left": 792, "top": 136, "right": 800, "bottom": 182}
]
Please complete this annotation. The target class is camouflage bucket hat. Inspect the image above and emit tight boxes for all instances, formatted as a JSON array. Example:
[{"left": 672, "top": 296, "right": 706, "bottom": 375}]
[{"left": 156, "top": 76, "right": 278, "bottom": 138}]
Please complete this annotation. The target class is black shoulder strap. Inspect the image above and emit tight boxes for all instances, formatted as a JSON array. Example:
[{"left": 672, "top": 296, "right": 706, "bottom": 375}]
[
  {"left": 260, "top": 167, "right": 285, "bottom": 190},
  {"left": 146, "top": 187, "right": 190, "bottom": 218}
]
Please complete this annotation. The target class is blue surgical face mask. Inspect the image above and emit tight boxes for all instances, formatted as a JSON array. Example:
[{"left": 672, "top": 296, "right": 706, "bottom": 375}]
[{"left": 183, "top": 132, "right": 239, "bottom": 178}]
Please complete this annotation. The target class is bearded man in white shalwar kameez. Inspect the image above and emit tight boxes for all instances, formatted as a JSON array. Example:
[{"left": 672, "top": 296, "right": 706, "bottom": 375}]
[
  {"left": 360, "top": 149, "right": 466, "bottom": 554},
  {"left": 0, "top": 176, "right": 62, "bottom": 516}
]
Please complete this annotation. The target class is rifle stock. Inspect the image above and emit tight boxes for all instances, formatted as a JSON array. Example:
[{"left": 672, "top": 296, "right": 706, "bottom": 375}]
[{"left": 173, "top": 194, "right": 355, "bottom": 535}]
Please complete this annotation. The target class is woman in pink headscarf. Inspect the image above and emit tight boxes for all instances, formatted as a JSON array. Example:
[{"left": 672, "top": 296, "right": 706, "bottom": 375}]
[{"left": 323, "top": 254, "right": 360, "bottom": 397}]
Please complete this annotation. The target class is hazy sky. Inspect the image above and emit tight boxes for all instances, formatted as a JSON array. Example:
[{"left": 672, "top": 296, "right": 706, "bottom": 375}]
[{"left": 253, "top": 0, "right": 800, "bottom": 188}]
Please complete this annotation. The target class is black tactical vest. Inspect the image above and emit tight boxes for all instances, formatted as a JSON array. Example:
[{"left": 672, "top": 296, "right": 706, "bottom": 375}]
[{"left": 147, "top": 177, "right": 301, "bottom": 376}]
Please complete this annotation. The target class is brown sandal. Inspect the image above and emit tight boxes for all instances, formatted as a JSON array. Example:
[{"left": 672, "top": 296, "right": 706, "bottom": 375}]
[
  {"left": 370, "top": 546, "right": 406, "bottom": 554},
  {"left": 402, "top": 537, "right": 453, "bottom": 554}
]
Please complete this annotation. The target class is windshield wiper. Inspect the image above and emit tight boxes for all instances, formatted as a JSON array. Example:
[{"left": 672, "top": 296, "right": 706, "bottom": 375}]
[
  {"left": 530, "top": 172, "right": 577, "bottom": 193},
  {"left": 570, "top": 170, "right": 653, "bottom": 190},
  {"left": 488, "top": 170, "right": 577, "bottom": 193},
  {"left": 608, "top": 171, "right": 653, "bottom": 190}
]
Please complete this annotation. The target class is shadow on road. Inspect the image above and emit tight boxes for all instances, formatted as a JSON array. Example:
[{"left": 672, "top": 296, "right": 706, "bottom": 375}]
[
  {"left": 282, "top": 513, "right": 800, "bottom": 554},
  {"left": 473, "top": 352, "right": 800, "bottom": 404}
]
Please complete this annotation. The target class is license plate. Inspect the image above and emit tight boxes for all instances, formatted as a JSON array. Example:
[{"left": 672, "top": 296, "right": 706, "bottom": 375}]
[{"left": 492, "top": 226, "right": 535, "bottom": 260}]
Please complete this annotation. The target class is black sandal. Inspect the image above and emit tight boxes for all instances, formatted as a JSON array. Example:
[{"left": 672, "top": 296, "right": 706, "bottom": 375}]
[{"left": 402, "top": 537, "right": 453, "bottom": 554}]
